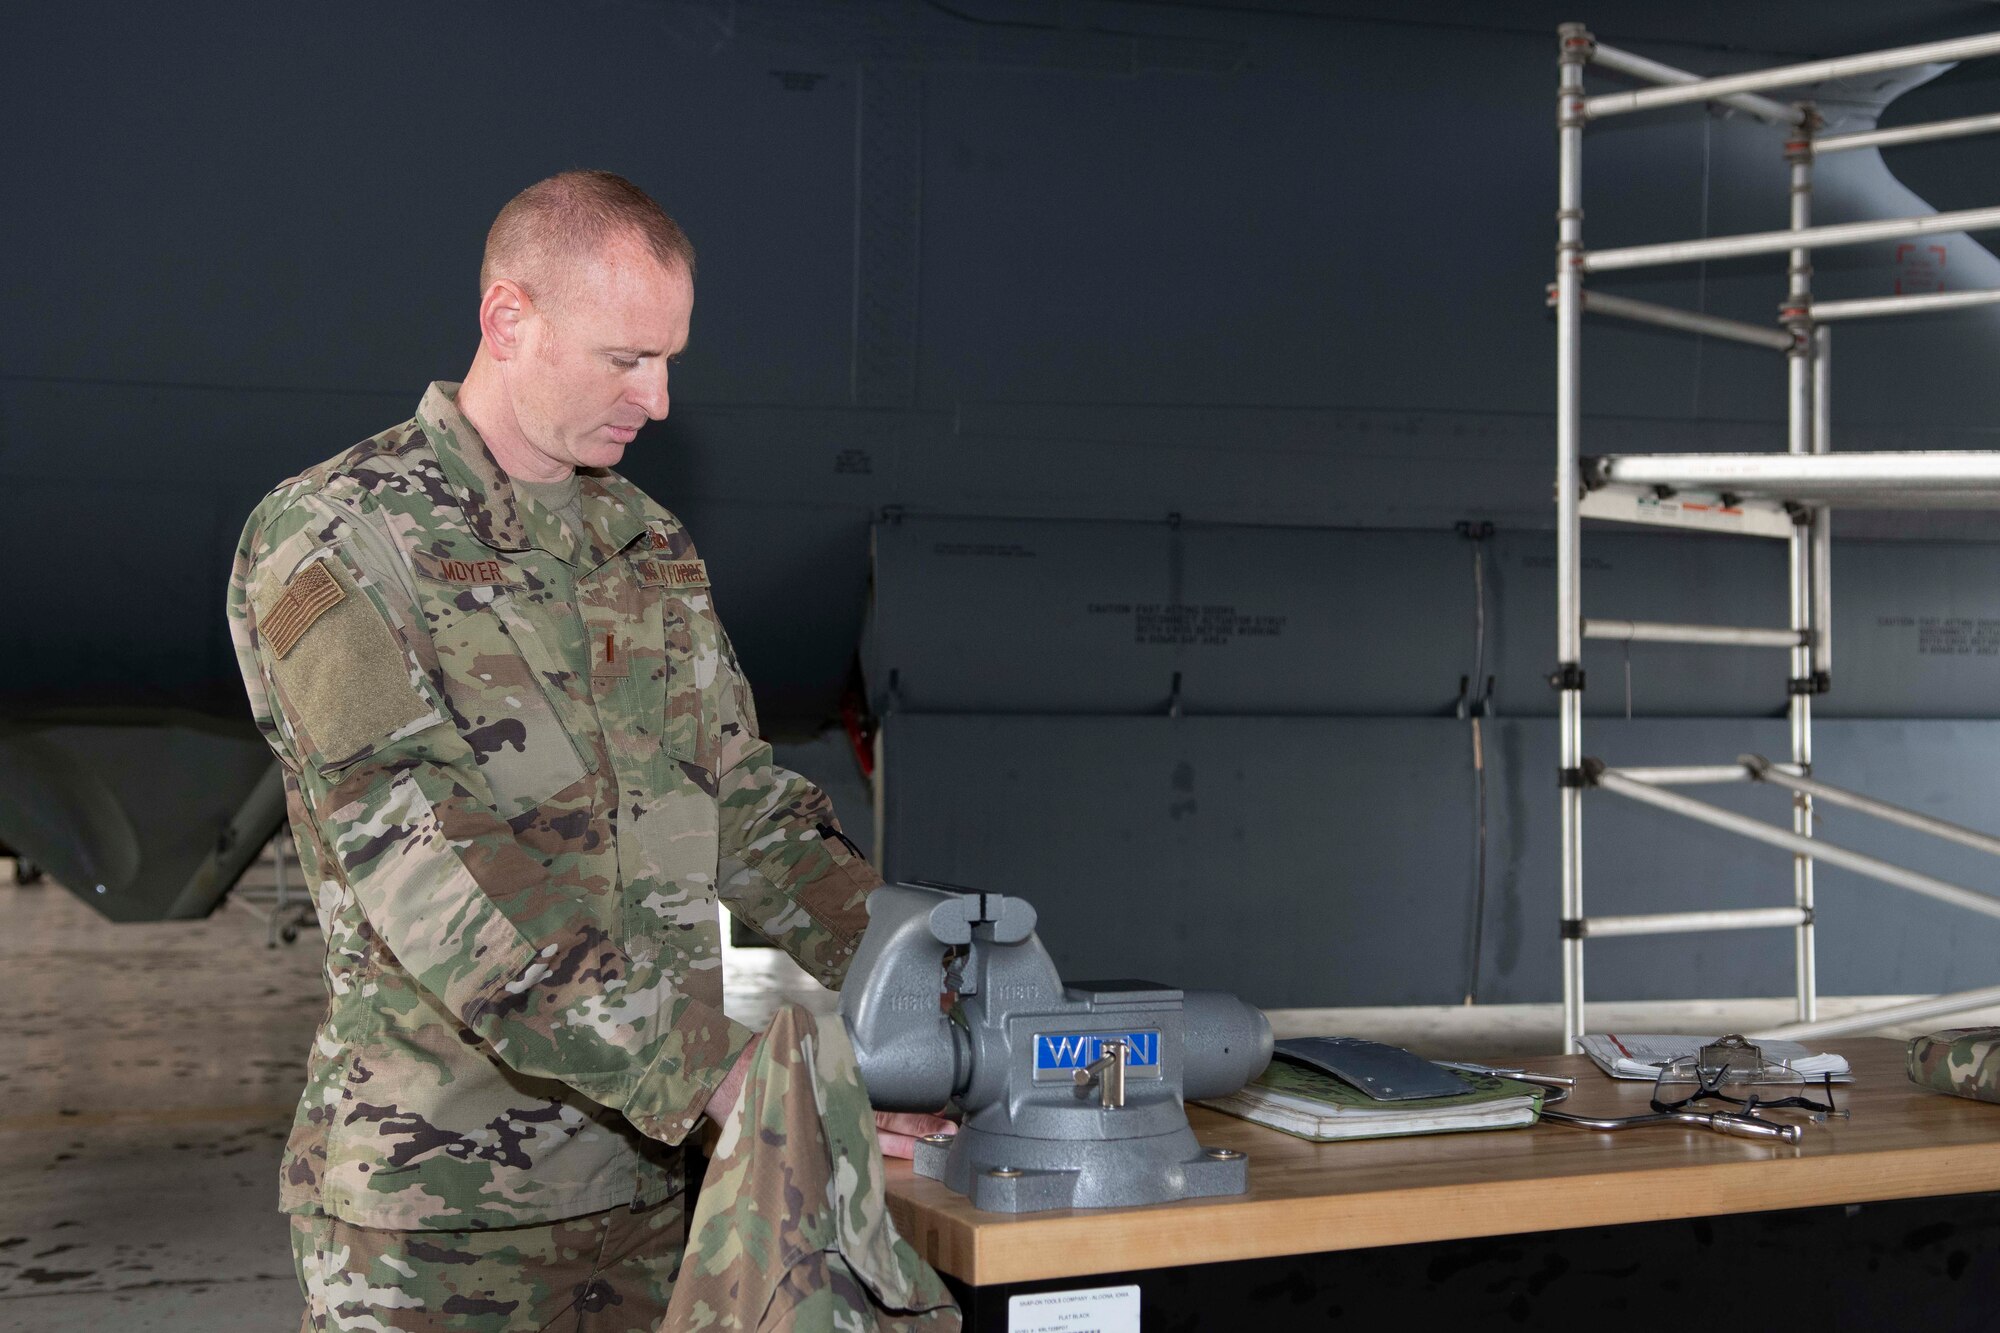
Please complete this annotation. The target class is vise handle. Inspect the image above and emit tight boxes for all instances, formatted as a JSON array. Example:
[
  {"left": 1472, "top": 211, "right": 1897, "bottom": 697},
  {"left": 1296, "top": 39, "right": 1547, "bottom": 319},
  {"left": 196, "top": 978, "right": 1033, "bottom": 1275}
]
[{"left": 1073, "top": 1038, "right": 1130, "bottom": 1109}]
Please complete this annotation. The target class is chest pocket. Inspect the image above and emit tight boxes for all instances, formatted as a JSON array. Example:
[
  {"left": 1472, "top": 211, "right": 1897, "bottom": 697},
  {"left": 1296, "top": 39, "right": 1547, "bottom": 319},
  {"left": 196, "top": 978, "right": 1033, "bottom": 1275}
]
[
  {"left": 628, "top": 556, "right": 725, "bottom": 772},
  {"left": 412, "top": 554, "right": 593, "bottom": 820}
]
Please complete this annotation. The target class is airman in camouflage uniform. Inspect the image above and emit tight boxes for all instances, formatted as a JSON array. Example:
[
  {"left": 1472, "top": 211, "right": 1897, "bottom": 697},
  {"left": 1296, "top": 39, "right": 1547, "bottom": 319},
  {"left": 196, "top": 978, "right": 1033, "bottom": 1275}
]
[{"left": 228, "top": 172, "right": 896, "bottom": 1331}]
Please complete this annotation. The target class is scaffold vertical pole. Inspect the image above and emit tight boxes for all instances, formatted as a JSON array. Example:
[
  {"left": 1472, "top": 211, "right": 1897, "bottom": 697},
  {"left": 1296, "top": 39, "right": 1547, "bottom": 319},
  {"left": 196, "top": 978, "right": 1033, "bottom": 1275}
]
[
  {"left": 1557, "top": 24, "right": 1591, "bottom": 1050},
  {"left": 1784, "top": 116, "right": 1820, "bottom": 1025},
  {"left": 1813, "top": 325, "right": 1834, "bottom": 684}
]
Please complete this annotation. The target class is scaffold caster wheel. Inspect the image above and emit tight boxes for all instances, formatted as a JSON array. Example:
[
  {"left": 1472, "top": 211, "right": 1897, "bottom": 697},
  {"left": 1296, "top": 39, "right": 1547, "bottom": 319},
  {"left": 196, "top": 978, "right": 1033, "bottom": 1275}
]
[{"left": 277, "top": 904, "right": 314, "bottom": 946}]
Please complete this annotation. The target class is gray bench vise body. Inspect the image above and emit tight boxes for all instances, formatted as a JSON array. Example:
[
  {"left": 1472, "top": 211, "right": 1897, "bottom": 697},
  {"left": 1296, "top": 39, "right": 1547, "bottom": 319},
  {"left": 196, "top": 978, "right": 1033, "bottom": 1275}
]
[{"left": 840, "top": 882, "right": 1273, "bottom": 1213}]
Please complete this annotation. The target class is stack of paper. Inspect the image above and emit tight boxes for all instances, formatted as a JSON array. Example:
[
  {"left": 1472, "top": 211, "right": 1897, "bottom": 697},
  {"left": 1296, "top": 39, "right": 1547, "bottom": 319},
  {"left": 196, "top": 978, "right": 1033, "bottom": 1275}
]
[
  {"left": 1200, "top": 1061, "right": 1544, "bottom": 1142},
  {"left": 1578, "top": 1034, "right": 1851, "bottom": 1082}
]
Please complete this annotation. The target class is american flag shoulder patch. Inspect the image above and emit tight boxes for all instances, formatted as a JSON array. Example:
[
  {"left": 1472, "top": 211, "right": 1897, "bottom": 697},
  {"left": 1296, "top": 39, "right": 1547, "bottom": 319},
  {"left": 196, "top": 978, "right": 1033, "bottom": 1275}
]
[{"left": 263, "top": 558, "right": 346, "bottom": 659}]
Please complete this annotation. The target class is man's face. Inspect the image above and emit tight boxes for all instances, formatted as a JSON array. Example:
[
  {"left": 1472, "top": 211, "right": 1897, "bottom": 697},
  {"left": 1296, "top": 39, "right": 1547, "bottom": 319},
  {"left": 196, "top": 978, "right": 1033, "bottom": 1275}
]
[{"left": 508, "top": 238, "right": 693, "bottom": 472}]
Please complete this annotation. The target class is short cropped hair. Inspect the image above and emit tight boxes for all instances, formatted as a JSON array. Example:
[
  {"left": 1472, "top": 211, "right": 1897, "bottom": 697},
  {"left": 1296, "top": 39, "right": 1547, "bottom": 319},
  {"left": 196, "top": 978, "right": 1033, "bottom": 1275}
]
[{"left": 480, "top": 170, "right": 696, "bottom": 306}]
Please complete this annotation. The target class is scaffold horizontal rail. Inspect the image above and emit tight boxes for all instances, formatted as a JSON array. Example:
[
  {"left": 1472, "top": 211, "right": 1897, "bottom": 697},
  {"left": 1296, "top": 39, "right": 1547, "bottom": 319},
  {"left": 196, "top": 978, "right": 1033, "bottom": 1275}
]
[
  {"left": 1592, "top": 767, "right": 2000, "bottom": 923},
  {"left": 1607, "top": 763, "right": 1803, "bottom": 786},
  {"left": 1583, "top": 30, "right": 2000, "bottom": 120},
  {"left": 1756, "top": 984, "right": 2000, "bottom": 1041},
  {"left": 1819, "top": 110, "right": 2000, "bottom": 154},
  {"left": 1584, "top": 619, "right": 1803, "bottom": 647},
  {"left": 1560, "top": 287, "right": 1796, "bottom": 349},
  {"left": 1588, "top": 451, "right": 2000, "bottom": 507},
  {"left": 1742, "top": 755, "right": 2000, "bottom": 859},
  {"left": 1578, "top": 484, "right": 1797, "bottom": 538},
  {"left": 1585, "top": 204, "right": 2000, "bottom": 273},
  {"left": 1812, "top": 288, "right": 2000, "bottom": 322},
  {"left": 1578, "top": 907, "right": 1810, "bottom": 939},
  {"left": 1586, "top": 41, "right": 1803, "bottom": 126}
]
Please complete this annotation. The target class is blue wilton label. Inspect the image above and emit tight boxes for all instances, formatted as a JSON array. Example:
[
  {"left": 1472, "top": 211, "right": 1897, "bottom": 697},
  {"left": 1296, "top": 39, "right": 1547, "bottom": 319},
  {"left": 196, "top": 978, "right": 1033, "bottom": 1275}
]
[{"left": 1034, "top": 1031, "right": 1162, "bottom": 1071}]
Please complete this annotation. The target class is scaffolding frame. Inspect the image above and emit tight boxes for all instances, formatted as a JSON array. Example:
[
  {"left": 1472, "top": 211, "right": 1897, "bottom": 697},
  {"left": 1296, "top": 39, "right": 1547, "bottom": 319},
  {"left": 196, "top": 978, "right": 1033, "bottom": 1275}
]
[{"left": 1554, "top": 23, "right": 2000, "bottom": 1049}]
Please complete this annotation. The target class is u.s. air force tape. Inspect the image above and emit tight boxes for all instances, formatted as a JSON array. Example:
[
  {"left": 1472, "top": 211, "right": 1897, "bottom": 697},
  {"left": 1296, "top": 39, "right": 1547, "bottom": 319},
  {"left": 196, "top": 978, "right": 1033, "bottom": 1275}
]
[
  {"left": 635, "top": 557, "right": 709, "bottom": 589},
  {"left": 263, "top": 558, "right": 346, "bottom": 659}
]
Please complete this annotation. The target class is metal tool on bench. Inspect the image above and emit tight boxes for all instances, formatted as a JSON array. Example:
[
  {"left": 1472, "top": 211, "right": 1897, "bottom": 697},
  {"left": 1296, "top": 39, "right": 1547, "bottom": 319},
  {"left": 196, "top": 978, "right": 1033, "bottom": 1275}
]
[
  {"left": 1539, "top": 1093, "right": 1807, "bottom": 1143},
  {"left": 840, "top": 882, "right": 1274, "bottom": 1213}
]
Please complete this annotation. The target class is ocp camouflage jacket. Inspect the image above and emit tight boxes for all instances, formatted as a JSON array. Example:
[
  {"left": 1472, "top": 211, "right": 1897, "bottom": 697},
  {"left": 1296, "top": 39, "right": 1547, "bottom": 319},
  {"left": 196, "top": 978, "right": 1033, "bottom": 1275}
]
[
  {"left": 226, "top": 382, "right": 879, "bottom": 1230},
  {"left": 667, "top": 1004, "right": 959, "bottom": 1331}
]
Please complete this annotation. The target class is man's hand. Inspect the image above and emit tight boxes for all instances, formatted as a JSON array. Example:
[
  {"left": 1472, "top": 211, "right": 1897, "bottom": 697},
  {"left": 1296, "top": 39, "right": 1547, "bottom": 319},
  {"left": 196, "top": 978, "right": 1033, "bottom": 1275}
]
[{"left": 875, "top": 1111, "right": 957, "bottom": 1160}]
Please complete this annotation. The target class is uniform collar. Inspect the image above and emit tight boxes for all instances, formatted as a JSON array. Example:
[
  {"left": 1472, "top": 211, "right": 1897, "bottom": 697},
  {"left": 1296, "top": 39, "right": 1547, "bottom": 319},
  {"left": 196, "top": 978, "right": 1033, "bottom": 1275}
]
[{"left": 417, "top": 381, "right": 647, "bottom": 569}]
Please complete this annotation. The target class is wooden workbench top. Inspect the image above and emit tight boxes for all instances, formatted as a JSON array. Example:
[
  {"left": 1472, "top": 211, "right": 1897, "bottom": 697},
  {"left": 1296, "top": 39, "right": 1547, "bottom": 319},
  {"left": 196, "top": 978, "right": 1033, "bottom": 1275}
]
[{"left": 884, "top": 1038, "right": 2000, "bottom": 1286}]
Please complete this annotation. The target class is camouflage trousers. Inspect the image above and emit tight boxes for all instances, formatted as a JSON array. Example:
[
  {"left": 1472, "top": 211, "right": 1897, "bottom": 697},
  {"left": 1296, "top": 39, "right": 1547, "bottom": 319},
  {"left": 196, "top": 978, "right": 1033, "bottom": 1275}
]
[{"left": 290, "top": 1189, "right": 685, "bottom": 1332}]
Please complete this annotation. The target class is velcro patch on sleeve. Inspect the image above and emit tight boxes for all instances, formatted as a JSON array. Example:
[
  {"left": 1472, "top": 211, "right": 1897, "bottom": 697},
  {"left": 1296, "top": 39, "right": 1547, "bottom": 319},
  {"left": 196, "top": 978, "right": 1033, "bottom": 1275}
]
[
  {"left": 262, "top": 554, "right": 441, "bottom": 773},
  {"left": 263, "top": 559, "right": 347, "bottom": 659},
  {"left": 635, "top": 557, "right": 709, "bottom": 589}
]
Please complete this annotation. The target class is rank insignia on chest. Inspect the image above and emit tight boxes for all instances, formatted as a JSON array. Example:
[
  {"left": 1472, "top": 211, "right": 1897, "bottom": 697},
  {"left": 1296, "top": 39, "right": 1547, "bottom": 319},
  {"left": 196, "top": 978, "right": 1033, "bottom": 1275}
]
[
  {"left": 635, "top": 557, "right": 709, "bottom": 589},
  {"left": 411, "top": 551, "right": 519, "bottom": 587}
]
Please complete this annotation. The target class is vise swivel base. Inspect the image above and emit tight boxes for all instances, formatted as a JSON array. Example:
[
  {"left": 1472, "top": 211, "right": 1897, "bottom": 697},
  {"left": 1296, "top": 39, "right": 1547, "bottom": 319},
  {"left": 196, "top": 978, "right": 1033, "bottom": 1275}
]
[{"left": 841, "top": 882, "right": 1273, "bottom": 1213}]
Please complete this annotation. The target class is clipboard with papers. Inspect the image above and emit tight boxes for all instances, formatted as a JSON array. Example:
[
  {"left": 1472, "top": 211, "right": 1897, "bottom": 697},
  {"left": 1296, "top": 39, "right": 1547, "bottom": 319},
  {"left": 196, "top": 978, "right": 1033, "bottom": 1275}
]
[{"left": 1579, "top": 1033, "right": 1852, "bottom": 1083}]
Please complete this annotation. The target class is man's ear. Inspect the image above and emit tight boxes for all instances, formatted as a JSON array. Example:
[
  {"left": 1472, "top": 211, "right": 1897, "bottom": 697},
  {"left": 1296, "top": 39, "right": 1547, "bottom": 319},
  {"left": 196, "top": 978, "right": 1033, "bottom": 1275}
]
[{"left": 478, "top": 279, "right": 531, "bottom": 361}]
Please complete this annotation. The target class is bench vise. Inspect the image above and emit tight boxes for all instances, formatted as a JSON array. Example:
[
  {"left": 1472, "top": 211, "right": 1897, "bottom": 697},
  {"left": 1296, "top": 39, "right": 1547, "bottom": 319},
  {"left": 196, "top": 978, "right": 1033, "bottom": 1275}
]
[{"left": 840, "top": 882, "right": 1273, "bottom": 1213}]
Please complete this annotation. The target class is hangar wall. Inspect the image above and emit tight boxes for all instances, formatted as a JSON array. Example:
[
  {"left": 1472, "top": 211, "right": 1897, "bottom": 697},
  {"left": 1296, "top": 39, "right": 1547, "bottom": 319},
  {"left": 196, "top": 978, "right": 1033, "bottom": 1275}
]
[
  {"left": 879, "top": 715, "right": 2000, "bottom": 1007},
  {"left": 868, "top": 518, "right": 2000, "bottom": 1004}
]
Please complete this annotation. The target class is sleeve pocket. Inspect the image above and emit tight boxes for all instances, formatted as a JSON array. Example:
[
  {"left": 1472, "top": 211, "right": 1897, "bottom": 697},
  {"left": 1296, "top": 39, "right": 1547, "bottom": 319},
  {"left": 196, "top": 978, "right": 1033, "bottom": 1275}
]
[
  {"left": 792, "top": 831, "right": 882, "bottom": 944},
  {"left": 257, "top": 555, "right": 447, "bottom": 776}
]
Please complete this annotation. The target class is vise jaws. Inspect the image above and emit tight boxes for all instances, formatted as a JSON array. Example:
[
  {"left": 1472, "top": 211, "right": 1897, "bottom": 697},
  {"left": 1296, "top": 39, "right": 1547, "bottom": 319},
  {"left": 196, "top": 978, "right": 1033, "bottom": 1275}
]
[{"left": 840, "top": 882, "right": 1273, "bottom": 1213}]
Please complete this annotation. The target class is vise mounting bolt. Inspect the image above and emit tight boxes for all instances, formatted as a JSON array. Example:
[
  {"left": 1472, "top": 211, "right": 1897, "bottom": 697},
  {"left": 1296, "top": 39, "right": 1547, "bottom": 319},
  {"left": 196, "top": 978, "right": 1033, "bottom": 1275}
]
[{"left": 840, "top": 882, "right": 1273, "bottom": 1212}]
